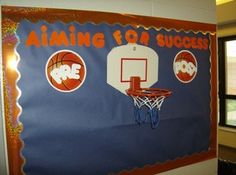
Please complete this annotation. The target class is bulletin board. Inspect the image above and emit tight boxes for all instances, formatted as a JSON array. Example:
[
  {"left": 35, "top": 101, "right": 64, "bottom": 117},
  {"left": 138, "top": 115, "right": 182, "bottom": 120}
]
[{"left": 1, "top": 6, "right": 217, "bottom": 175}]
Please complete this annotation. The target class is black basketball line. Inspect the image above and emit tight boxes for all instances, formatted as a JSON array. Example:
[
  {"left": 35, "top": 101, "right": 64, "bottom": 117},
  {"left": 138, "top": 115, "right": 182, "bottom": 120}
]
[
  {"left": 181, "top": 52, "right": 189, "bottom": 60},
  {"left": 49, "top": 72, "right": 70, "bottom": 90},
  {"left": 49, "top": 52, "right": 62, "bottom": 87},
  {"left": 47, "top": 52, "right": 69, "bottom": 68},
  {"left": 60, "top": 52, "right": 83, "bottom": 85},
  {"left": 177, "top": 52, "right": 191, "bottom": 63},
  {"left": 50, "top": 75, "right": 57, "bottom": 86},
  {"left": 60, "top": 52, "right": 72, "bottom": 62},
  {"left": 56, "top": 52, "right": 59, "bottom": 67},
  {"left": 57, "top": 52, "right": 74, "bottom": 90},
  {"left": 61, "top": 53, "right": 84, "bottom": 82},
  {"left": 47, "top": 59, "right": 84, "bottom": 69},
  {"left": 61, "top": 81, "right": 70, "bottom": 90},
  {"left": 183, "top": 52, "right": 191, "bottom": 59},
  {"left": 49, "top": 55, "right": 56, "bottom": 84},
  {"left": 182, "top": 52, "right": 196, "bottom": 66},
  {"left": 60, "top": 52, "right": 73, "bottom": 67}
]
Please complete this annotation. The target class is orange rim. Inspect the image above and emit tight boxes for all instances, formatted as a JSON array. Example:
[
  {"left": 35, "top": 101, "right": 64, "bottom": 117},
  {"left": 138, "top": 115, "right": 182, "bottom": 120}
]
[{"left": 126, "top": 88, "right": 172, "bottom": 97}]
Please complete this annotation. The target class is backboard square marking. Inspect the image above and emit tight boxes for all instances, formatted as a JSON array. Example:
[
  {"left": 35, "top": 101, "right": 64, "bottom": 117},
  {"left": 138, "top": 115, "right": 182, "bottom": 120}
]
[{"left": 121, "top": 58, "right": 147, "bottom": 83}]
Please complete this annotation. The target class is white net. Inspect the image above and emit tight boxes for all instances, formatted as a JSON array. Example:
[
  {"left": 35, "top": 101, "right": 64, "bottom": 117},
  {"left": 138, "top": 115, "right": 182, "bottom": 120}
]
[{"left": 130, "top": 95, "right": 166, "bottom": 110}]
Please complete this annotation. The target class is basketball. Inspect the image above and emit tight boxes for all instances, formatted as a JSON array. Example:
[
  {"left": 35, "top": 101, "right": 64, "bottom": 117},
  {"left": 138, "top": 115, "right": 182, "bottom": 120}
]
[
  {"left": 173, "top": 50, "right": 197, "bottom": 83},
  {"left": 46, "top": 50, "right": 86, "bottom": 92}
]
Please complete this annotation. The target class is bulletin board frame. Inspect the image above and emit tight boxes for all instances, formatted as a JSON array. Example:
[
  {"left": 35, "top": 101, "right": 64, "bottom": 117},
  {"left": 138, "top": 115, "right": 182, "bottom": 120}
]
[{"left": 1, "top": 6, "right": 217, "bottom": 175}]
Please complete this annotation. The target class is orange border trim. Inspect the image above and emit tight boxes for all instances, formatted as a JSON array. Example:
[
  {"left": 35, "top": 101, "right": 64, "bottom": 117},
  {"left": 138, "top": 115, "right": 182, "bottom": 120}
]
[{"left": 1, "top": 6, "right": 217, "bottom": 175}]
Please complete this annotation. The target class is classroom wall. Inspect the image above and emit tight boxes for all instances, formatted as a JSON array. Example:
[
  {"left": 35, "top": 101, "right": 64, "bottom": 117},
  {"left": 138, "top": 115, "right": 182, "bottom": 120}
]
[
  {"left": 217, "top": 22, "right": 236, "bottom": 37},
  {"left": 217, "top": 2, "right": 236, "bottom": 150},
  {"left": 0, "top": 0, "right": 217, "bottom": 175},
  {"left": 0, "top": 6, "right": 8, "bottom": 175}
]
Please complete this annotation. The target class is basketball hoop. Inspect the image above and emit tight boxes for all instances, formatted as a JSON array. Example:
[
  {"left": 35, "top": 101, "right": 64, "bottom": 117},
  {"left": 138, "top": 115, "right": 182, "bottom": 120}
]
[{"left": 126, "top": 76, "right": 172, "bottom": 128}]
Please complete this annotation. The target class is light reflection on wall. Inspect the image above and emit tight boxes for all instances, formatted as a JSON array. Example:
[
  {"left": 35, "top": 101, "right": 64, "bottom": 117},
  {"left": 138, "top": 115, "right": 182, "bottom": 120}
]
[{"left": 7, "top": 55, "right": 18, "bottom": 71}]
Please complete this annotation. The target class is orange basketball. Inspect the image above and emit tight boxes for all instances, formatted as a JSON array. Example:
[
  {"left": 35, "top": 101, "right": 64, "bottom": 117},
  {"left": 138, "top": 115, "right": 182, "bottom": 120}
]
[
  {"left": 46, "top": 50, "right": 86, "bottom": 92},
  {"left": 173, "top": 50, "right": 197, "bottom": 83}
]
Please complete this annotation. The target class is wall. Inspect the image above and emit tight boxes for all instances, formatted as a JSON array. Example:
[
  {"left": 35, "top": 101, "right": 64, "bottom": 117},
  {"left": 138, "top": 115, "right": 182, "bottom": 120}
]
[
  {"left": 217, "top": 22, "right": 236, "bottom": 37},
  {"left": 0, "top": 6, "right": 9, "bottom": 175},
  {"left": 216, "top": 1, "right": 236, "bottom": 25},
  {"left": 0, "top": 0, "right": 217, "bottom": 175},
  {"left": 218, "top": 127, "right": 236, "bottom": 148},
  {"left": 216, "top": 2, "right": 236, "bottom": 151}
]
